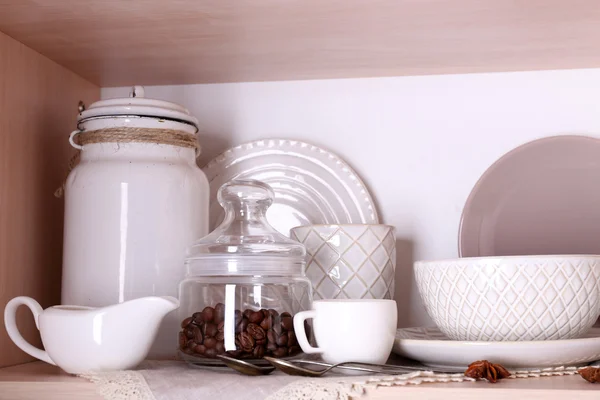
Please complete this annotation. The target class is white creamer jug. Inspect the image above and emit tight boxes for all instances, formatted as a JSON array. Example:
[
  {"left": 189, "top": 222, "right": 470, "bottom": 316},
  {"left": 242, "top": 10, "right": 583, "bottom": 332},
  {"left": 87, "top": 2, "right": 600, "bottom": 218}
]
[
  {"left": 4, "top": 296, "right": 179, "bottom": 374},
  {"left": 61, "top": 86, "right": 208, "bottom": 358}
]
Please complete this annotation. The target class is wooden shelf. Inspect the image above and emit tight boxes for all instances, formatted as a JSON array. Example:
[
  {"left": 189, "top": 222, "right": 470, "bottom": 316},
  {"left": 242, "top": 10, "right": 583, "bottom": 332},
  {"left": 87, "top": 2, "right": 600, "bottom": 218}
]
[
  {"left": 1, "top": 0, "right": 600, "bottom": 86},
  {"left": 0, "top": 363, "right": 102, "bottom": 400},
  {"left": 1, "top": 362, "right": 598, "bottom": 400}
]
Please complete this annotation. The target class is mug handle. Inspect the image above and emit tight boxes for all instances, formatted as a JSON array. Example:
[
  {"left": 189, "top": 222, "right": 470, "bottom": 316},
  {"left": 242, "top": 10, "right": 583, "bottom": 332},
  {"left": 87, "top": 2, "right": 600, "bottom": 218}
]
[
  {"left": 293, "top": 310, "right": 322, "bottom": 354},
  {"left": 4, "top": 297, "right": 55, "bottom": 365}
]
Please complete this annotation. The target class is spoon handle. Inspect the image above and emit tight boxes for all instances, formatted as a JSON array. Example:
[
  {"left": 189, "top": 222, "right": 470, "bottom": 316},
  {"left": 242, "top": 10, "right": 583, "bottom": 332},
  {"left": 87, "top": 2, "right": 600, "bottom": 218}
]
[{"left": 293, "top": 360, "right": 449, "bottom": 374}]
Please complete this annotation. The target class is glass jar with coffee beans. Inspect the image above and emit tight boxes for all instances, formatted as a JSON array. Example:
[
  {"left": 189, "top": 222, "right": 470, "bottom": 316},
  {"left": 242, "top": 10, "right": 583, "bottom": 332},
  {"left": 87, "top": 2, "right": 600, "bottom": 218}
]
[{"left": 178, "top": 180, "right": 312, "bottom": 366}]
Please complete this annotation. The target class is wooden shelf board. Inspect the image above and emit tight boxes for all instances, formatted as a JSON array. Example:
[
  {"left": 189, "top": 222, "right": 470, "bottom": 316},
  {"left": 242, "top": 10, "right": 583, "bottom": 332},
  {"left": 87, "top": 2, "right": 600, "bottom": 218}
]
[
  {"left": 1, "top": 0, "right": 600, "bottom": 86},
  {"left": 1, "top": 362, "right": 598, "bottom": 400},
  {"left": 0, "top": 361, "right": 82, "bottom": 383},
  {"left": 0, "top": 362, "right": 102, "bottom": 400}
]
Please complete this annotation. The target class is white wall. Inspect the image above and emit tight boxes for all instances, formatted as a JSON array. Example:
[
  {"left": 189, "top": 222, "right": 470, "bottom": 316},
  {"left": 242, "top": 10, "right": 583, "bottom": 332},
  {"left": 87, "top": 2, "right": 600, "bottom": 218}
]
[{"left": 103, "top": 69, "right": 600, "bottom": 328}]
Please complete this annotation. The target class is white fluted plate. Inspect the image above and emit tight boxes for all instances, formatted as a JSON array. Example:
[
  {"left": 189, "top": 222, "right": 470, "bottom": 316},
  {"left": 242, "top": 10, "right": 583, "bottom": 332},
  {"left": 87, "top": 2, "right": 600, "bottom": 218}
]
[
  {"left": 202, "top": 139, "right": 379, "bottom": 235},
  {"left": 393, "top": 327, "right": 600, "bottom": 370}
]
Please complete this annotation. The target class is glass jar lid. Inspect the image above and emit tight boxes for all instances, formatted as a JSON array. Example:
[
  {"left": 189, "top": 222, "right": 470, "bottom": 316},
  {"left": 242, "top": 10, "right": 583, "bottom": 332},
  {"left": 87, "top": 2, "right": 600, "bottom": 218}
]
[{"left": 185, "top": 180, "right": 306, "bottom": 276}]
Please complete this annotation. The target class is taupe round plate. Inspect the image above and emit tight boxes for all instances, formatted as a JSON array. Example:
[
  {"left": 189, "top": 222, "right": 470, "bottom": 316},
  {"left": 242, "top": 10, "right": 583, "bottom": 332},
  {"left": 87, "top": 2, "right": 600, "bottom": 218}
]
[{"left": 459, "top": 135, "right": 600, "bottom": 257}]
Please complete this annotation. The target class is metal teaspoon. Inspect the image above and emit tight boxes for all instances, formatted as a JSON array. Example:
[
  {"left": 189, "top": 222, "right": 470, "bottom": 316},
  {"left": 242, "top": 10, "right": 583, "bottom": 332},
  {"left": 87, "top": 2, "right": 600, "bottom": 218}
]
[
  {"left": 263, "top": 356, "right": 434, "bottom": 377},
  {"left": 217, "top": 355, "right": 276, "bottom": 376}
]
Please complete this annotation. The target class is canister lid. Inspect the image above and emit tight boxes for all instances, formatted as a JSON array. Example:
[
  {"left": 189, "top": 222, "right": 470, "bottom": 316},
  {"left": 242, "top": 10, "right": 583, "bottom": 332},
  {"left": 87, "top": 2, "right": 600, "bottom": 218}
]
[
  {"left": 78, "top": 86, "right": 199, "bottom": 129},
  {"left": 185, "top": 180, "right": 307, "bottom": 276}
]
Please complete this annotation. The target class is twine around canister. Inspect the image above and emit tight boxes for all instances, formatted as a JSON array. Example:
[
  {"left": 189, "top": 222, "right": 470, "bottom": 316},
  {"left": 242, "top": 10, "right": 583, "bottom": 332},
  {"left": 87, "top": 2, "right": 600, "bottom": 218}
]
[{"left": 54, "top": 127, "right": 200, "bottom": 198}]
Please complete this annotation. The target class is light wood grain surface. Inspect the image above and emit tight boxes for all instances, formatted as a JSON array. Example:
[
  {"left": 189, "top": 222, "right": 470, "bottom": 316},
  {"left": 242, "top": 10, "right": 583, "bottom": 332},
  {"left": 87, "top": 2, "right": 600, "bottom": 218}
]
[
  {"left": 0, "top": 31, "right": 100, "bottom": 368},
  {"left": 0, "top": 362, "right": 598, "bottom": 400},
  {"left": 0, "top": 363, "right": 101, "bottom": 400},
  {"left": 1, "top": 0, "right": 600, "bottom": 86}
]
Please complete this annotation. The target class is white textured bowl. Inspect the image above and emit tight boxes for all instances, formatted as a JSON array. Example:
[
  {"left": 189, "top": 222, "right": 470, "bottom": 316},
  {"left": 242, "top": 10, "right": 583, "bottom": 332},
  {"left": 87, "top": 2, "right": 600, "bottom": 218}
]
[{"left": 415, "top": 256, "right": 600, "bottom": 341}]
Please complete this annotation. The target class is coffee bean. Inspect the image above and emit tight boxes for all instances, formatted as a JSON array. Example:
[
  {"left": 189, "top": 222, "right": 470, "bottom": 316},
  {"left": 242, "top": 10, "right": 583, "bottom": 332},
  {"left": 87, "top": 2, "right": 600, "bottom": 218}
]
[
  {"left": 201, "top": 306, "right": 215, "bottom": 322},
  {"left": 267, "top": 329, "right": 276, "bottom": 344},
  {"left": 204, "top": 337, "right": 217, "bottom": 349},
  {"left": 281, "top": 316, "right": 293, "bottom": 331},
  {"left": 239, "top": 318, "right": 249, "bottom": 333},
  {"left": 194, "top": 344, "right": 206, "bottom": 355},
  {"left": 234, "top": 310, "right": 243, "bottom": 324},
  {"left": 288, "top": 346, "right": 301, "bottom": 356},
  {"left": 267, "top": 341, "right": 277, "bottom": 351},
  {"left": 214, "top": 303, "right": 225, "bottom": 324},
  {"left": 182, "top": 305, "right": 305, "bottom": 360},
  {"left": 276, "top": 334, "right": 288, "bottom": 347},
  {"left": 215, "top": 341, "right": 225, "bottom": 354},
  {"left": 192, "top": 325, "right": 203, "bottom": 343},
  {"left": 204, "top": 323, "right": 218, "bottom": 337},
  {"left": 287, "top": 331, "right": 297, "bottom": 346},
  {"left": 249, "top": 311, "right": 264, "bottom": 324},
  {"left": 205, "top": 348, "right": 217, "bottom": 358},
  {"left": 273, "top": 347, "right": 287, "bottom": 358},
  {"left": 227, "top": 349, "right": 242, "bottom": 358},
  {"left": 181, "top": 317, "right": 193, "bottom": 328},
  {"left": 253, "top": 345, "right": 265, "bottom": 359},
  {"left": 260, "top": 316, "right": 271, "bottom": 330},
  {"left": 192, "top": 312, "right": 204, "bottom": 324},
  {"left": 184, "top": 327, "right": 194, "bottom": 339},
  {"left": 239, "top": 332, "right": 255, "bottom": 352},
  {"left": 247, "top": 323, "right": 266, "bottom": 340}
]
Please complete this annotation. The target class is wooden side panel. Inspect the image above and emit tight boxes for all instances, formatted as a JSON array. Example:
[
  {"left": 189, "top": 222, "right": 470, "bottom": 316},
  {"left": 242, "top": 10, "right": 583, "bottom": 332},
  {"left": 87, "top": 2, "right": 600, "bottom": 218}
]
[{"left": 0, "top": 31, "right": 99, "bottom": 367}]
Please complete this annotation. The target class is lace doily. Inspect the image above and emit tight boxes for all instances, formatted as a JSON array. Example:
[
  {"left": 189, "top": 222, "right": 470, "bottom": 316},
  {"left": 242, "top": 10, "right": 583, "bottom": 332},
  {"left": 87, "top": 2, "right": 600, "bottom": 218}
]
[
  {"left": 267, "top": 365, "right": 590, "bottom": 400},
  {"left": 80, "top": 370, "right": 155, "bottom": 400},
  {"left": 266, "top": 370, "right": 473, "bottom": 400},
  {"left": 80, "top": 361, "right": 599, "bottom": 400}
]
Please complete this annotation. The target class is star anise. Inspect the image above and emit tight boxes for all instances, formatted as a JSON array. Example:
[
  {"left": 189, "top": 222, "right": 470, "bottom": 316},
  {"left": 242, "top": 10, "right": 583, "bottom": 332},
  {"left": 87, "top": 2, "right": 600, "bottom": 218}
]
[
  {"left": 578, "top": 367, "right": 600, "bottom": 383},
  {"left": 464, "top": 360, "right": 511, "bottom": 383}
]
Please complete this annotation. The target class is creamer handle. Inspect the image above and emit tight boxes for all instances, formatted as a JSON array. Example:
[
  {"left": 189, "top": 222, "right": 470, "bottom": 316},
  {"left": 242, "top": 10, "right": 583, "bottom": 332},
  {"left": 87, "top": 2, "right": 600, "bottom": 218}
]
[{"left": 4, "top": 297, "right": 55, "bottom": 365}]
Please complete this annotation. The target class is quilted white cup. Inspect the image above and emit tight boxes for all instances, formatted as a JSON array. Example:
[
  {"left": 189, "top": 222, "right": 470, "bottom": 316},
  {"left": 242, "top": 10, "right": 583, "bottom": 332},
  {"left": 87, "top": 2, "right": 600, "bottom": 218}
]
[
  {"left": 415, "top": 256, "right": 600, "bottom": 341},
  {"left": 290, "top": 224, "right": 396, "bottom": 300}
]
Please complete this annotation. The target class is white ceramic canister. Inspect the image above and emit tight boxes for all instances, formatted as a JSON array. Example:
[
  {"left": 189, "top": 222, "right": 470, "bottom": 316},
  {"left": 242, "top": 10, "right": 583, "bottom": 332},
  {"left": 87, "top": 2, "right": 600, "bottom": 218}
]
[{"left": 61, "top": 86, "right": 209, "bottom": 358}]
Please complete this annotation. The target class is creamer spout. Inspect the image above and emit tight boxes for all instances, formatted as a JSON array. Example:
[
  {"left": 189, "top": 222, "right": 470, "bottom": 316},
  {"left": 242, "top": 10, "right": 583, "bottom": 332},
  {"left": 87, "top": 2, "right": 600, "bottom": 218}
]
[
  {"left": 114, "top": 296, "right": 180, "bottom": 319},
  {"left": 155, "top": 296, "right": 180, "bottom": 314}
]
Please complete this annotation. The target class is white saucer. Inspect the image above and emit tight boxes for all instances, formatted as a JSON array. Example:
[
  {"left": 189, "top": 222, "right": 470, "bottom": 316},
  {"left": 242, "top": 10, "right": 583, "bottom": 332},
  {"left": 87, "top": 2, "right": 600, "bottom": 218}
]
[
  {"left": 202, "top": 139, "right": 379, "bottom": 236},
  {"left": 393, "top": 327, "right": 600, "bottom": 370}
]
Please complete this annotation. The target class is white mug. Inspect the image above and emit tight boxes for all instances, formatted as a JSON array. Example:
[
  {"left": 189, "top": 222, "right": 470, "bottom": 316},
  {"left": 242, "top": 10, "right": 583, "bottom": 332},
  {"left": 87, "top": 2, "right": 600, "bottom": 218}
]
[
  {"left": 4, "top": 296, "right": 178, "bottom": 374},
  {"left": 294, "top": 299, "right": 397, "bottom": 364}
]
